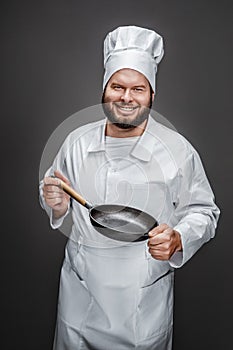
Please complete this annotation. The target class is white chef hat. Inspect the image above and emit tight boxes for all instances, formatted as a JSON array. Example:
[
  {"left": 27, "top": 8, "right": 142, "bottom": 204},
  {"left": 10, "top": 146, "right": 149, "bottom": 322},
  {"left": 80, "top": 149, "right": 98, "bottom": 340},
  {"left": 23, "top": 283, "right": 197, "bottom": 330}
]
[{"left": 103, "top": 25, "right": 164, "bottom": 92}]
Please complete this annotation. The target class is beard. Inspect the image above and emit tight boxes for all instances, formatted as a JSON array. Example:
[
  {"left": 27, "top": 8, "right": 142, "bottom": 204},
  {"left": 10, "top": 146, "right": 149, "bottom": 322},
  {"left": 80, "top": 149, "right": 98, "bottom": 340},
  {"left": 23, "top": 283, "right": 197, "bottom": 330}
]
[{"left": 102, "top": 93, "right": 153, "bottom": 130}]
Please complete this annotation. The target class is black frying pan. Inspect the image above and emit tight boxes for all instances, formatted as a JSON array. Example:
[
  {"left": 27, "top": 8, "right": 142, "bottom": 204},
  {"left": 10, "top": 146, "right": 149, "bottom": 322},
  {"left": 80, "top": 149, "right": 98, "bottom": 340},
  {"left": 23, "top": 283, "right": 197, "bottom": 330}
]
[{"left": 59, "top": 180, "right": 158, "bottom": 242}]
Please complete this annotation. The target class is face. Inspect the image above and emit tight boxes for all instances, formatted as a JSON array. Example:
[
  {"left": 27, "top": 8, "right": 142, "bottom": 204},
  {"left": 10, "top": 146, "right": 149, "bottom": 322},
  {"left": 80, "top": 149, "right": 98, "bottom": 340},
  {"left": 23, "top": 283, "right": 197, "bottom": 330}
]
[{"left": 102, "top": 69, "right": 154, "bottom": 130}]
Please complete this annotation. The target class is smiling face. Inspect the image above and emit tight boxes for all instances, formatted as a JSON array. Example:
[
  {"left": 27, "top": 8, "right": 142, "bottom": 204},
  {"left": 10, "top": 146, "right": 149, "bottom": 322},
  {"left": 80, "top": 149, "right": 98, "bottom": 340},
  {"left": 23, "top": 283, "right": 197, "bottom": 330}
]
[{"left": 102, "top": 69, "right": 154, "bottom": 136}]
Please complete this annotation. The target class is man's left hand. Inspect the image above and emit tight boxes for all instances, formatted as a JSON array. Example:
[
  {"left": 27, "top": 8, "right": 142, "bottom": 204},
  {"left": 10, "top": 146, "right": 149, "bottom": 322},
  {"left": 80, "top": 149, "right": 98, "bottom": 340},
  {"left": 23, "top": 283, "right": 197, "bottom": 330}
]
[{"left": 148, "top": 224, "right": 182, "bottom": 260}]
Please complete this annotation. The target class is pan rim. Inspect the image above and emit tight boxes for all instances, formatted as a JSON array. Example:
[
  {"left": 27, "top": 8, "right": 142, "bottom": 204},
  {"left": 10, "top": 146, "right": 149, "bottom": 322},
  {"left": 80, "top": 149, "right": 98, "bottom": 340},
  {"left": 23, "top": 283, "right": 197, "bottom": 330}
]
[{"left": 89, "top": 203, "right": 157, "bottom": 235}]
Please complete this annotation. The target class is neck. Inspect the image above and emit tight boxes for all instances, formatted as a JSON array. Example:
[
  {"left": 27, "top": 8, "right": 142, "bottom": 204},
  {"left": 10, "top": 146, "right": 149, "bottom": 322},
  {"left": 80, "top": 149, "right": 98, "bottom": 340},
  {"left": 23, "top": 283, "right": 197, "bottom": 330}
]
[{"left": 105, "top": 119, "right": 147, "bottom": 138}]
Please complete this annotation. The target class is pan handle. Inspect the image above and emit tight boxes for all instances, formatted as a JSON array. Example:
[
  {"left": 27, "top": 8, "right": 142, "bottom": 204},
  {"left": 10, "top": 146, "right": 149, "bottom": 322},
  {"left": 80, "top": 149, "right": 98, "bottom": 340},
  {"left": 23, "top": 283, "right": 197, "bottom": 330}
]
[{"left": 59, "top": 179, "right": 92, "bottom": 210}]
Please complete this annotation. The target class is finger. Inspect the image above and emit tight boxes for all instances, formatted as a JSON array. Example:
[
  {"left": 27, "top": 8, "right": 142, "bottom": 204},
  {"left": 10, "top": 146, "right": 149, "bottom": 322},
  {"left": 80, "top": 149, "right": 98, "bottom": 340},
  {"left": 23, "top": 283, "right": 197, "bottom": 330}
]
[
  {"left": 42, "top": 183, "right": 65, "bottom": 201},
  {"left": 44, "top": 185, "right": 63, "bottom": 193},
  {"left": 43, "top": 176, "right": 61, "bottom": 187},
  {"left": 149, "top": 240, "right": 172, "bottom": 251},
  {"left": 149, "top": 247, "right": 174, "bottom": 261},
  {"left": 54, "top": 170, "right": 70, "bottom": 185},
  {"left": 148, "top": 229, "right": 173, "bottom": 246},
  {"left": 148, "top": 227, "right": 172, "bottom": 243},
  {"left": 149, "top": 242, "right": 177, "bottom": 259},
  {"left": 44, "top": 191, "right": 64, "bottom": 200},
  {"left": 148, "top": 223, "right": 169, "bottom": 237},
  {"left": 148, "top": 246, "right": 167, "bottom": 260},
  {"left": 148, "top": 235, "right": 168, "bottom": 248},
  {"left": 46, "top": 197, "right": 64, "bottom": 207}
]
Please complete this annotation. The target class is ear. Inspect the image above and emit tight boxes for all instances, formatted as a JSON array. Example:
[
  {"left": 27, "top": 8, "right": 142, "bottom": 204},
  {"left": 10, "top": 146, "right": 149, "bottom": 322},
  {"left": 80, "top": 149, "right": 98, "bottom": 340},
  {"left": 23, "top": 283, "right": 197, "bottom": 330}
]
[{"left": 151, "top": 92, "right": 155, "bottom": 102}]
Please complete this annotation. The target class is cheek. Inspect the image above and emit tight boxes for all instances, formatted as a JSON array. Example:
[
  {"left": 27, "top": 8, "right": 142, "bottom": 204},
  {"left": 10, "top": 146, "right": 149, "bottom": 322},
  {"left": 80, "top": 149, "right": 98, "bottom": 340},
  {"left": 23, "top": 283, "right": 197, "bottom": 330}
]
[
  {"left": 136, "top": 95, "right": 151, "bottom": 106},
  {"left": 104, "top": 89, "right": 121, "bottom": 103}
]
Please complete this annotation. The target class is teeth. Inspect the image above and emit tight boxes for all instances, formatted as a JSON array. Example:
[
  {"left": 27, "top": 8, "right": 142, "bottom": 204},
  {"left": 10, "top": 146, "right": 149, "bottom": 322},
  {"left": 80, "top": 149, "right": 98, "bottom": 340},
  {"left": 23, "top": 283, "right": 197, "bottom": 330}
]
[{"left": 119, "top": 106, "right": 136, "bottom": 111}]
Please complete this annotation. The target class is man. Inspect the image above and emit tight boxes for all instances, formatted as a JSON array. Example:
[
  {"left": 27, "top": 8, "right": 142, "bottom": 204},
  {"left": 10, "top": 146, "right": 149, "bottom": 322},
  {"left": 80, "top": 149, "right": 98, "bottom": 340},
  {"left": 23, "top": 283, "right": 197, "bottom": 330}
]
[{"left": 40, "top": 26, "right": 219, "bottom": 349}]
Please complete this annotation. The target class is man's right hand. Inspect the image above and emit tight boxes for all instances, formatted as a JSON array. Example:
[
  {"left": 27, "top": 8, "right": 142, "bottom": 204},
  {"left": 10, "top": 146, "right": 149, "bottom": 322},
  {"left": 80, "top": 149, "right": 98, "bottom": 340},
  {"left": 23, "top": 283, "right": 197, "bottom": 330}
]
[{"left": 42, "top": 170, "right": 70, "bottom": 219}]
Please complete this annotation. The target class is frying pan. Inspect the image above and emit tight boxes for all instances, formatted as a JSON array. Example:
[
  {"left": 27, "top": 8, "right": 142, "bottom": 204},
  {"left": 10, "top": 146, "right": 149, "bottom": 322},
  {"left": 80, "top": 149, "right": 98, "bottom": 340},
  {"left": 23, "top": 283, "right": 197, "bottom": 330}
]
[{"left": 59, "top": 180, "right": 158, "bottom": 242}]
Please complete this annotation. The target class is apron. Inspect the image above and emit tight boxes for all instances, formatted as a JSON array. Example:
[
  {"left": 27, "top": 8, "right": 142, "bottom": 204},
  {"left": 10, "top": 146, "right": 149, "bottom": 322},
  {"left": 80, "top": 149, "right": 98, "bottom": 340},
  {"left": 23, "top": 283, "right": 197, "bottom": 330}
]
[{"left": 53, "top": 239, "right": 174, "bottom": 350}]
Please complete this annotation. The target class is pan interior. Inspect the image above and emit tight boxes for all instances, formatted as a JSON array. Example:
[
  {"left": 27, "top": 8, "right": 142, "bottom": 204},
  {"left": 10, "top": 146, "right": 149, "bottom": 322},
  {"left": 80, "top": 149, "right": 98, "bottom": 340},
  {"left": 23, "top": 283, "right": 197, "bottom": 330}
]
[{"left": 91, "top": 204, "right": 156, "bottom": 235}]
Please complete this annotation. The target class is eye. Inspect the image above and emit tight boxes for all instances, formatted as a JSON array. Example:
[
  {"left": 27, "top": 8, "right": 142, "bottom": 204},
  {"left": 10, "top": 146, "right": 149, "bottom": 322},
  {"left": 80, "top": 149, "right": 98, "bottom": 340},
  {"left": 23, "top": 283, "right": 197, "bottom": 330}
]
[
  {"left": 112, "top": 85, "right": 123, "bottom": 91},
  {"left": 133, "top": 87, "right": 144, "bottom": 92}
]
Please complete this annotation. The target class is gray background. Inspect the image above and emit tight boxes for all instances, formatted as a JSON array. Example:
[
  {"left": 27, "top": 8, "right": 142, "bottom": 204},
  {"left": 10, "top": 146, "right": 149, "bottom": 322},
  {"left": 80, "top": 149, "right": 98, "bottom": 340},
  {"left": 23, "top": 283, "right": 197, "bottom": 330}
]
[{"left": 1, "top": 0, "right": 232, "bottom": 349}]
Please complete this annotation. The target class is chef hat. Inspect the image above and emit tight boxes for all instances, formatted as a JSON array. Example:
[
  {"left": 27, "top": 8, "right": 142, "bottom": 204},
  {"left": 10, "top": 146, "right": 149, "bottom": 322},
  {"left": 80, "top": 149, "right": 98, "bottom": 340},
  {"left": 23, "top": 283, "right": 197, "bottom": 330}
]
[{"left": 103, "top": 25, "right": 164, "bottom": 92}]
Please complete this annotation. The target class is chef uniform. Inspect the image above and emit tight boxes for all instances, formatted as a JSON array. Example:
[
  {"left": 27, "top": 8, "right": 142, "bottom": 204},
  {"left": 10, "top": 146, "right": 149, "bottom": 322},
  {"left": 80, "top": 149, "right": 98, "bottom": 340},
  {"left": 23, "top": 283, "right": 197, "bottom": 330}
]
[{"left": 40, "top": 26, "right": 220, "bottom": 349}]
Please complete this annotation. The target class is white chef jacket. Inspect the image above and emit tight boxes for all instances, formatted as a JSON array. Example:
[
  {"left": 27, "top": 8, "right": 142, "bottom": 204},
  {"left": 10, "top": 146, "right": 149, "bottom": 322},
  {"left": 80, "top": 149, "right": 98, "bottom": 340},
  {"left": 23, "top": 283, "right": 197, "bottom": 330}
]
[{"left": 40, "top": 116, "right": 219, "bottom": 349}]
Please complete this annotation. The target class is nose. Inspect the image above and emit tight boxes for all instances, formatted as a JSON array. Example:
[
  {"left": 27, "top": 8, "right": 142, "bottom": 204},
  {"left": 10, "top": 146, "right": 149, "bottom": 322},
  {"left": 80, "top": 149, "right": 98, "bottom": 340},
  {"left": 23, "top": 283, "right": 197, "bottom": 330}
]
[{"left": 120, "top": 89, "right": 133, "bottom": 103}]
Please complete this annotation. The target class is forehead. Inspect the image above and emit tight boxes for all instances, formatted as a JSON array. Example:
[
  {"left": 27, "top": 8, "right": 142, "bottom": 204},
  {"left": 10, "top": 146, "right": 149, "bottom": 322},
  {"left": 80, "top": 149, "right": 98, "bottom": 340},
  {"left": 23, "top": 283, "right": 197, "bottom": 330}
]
[{"left": 108, "top": 68, "right": 150, "bottom": 87}]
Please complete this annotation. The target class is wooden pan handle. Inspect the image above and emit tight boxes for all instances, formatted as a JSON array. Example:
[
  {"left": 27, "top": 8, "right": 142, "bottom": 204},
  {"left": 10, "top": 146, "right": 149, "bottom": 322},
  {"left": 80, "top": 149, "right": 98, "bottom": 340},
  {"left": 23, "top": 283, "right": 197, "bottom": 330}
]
[{"left": 59, "top": 179, "right": 92, "bottom": 209}]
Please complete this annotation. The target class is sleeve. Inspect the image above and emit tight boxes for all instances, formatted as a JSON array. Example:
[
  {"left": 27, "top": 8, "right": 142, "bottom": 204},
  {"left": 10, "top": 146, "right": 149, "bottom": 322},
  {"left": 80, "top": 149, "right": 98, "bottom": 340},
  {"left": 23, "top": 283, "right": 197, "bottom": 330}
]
[
  {"left": 169, "top": 148, "right": 220, "bottom": 268},
  {"left": 39, "top": 134, "right": 73, "bottom": 229}
]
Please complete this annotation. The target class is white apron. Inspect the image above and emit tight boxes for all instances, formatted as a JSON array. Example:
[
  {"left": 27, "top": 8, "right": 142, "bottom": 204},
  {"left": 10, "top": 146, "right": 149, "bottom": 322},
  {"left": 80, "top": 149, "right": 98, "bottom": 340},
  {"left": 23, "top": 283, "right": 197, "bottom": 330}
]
[{"left": 53, "top": 239, "right": 174, "bottom": 350}]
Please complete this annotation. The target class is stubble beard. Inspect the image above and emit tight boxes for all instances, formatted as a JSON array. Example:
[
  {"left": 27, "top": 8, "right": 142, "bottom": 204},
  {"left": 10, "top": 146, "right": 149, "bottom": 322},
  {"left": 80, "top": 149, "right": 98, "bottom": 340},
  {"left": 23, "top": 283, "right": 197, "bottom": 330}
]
[{"left": 102, "top": 93, "right": 153, "bottom": 130}]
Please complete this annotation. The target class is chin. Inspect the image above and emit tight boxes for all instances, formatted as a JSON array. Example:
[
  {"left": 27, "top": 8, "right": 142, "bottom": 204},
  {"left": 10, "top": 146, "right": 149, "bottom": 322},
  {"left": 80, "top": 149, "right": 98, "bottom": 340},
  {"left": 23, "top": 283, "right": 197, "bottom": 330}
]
[
  {"left": 112, "top": 119, "right": 137, "bottom": 129},
  {"left": 102, "top": 103, "right": 150, "bottom": 129}
]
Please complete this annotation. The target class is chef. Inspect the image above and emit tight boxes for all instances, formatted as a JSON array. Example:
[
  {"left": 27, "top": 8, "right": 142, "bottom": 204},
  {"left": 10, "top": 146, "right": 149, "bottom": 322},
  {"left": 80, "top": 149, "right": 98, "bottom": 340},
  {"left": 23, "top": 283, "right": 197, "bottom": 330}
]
[{"left": 40, "top": 26, "right": 220, "bottom": 349}]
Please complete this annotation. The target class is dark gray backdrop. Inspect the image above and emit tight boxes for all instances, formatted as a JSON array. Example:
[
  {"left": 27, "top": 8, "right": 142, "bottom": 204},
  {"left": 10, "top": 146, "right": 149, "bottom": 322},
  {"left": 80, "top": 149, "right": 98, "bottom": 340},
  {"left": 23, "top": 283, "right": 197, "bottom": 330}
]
[{"left": 1, "top": 0, "right": 232, "bottom": 349}]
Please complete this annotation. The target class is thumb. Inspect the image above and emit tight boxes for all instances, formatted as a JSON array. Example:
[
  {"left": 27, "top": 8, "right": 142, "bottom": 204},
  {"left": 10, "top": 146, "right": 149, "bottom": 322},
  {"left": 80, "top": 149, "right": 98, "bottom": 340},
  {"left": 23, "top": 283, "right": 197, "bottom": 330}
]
[
  {"left": 54, "top": 170, "right": 70, "bottom": 185},
  {"left": 148, "top": 227, "right": 159, "bottom": 237}
]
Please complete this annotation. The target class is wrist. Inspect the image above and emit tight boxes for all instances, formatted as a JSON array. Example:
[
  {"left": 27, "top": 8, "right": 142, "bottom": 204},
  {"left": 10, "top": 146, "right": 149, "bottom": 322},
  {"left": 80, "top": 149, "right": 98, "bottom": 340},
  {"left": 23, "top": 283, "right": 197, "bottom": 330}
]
[
  {"left": 174, "top": 230, "right": 183, "bottom": 252},
  {"left": 53, "top": 205, "right": 68, "bottom": 219}
]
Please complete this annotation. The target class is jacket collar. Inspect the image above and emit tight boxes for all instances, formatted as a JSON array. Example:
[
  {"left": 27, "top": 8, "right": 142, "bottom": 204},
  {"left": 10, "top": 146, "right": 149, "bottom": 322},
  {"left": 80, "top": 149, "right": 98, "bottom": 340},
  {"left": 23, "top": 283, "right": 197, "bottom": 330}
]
[{"left": 87, "top": 116, "right": 157, "bottom": 162}]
